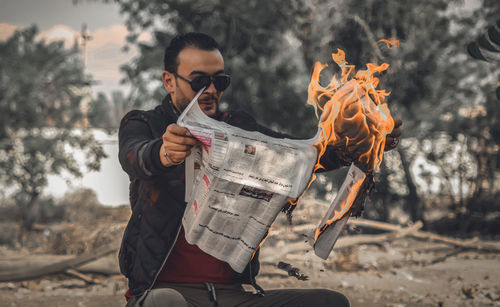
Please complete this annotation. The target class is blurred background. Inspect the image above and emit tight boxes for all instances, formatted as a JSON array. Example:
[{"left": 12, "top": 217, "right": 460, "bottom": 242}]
[
  {"left": 1, "top": 0, "right": 498, "bottom": 236},
  {"left": 0, "top": 0, "right": 499, "bottom": 305}
]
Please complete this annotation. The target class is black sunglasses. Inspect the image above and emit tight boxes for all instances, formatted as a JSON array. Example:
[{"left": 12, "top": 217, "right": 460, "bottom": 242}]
[{"left": 174, "top": 73, "right": 231, "bottom": 92}]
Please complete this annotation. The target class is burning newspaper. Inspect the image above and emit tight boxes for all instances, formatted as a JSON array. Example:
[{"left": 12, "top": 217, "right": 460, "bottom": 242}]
[
  {"left": 310, "top": 48, "right": 396, "bottom": 259},
  {"left": 178, "top": 90, "right": 318, "bottom": 272},
  {"left": 313, "top": 163, "right": 370, "bottom": 259},
  {"left": 179, "top": 45, "right": 396, "bottom": 267}
]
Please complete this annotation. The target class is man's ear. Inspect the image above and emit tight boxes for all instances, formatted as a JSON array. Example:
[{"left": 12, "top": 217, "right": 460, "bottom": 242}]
[{"left": 162, "top": 71, "right": 175, "bottom": 93}]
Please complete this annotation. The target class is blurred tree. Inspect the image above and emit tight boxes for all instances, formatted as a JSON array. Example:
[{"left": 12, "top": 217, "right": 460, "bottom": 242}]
[
  {"left": 81, "top": 0, "right": 499, "bottom": 228},
  {"left": 88, "top": 92, "right": 112, "bottom": 129},
  {"left": 426, "top": 1, "right": 500, "bottom": 232},
  {"left": 88, "top": 90, "right": 131, "bottom": 131},
  {"left": 311, "top": 0, "right": 498, "bottom": 224},
  {"left": 276, "top": 0, "right": 454, "bottom": 222},
  {"left": 0, "top": 26, "right": 106, "bottom": 232},
  {"left": 80, "top": 0, "right": 318, "bottom": 137}
]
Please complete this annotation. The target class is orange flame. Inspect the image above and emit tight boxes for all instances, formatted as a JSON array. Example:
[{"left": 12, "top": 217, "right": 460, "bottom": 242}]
[
  {"left": 288, "top": 44, "right": 397, "bottom": 217},
  {"left": 378, "top": 39, "right": 400, "bottom": 48},
  {"left": 309, "top": 48, "right": 395, "bottom": 174},
  {"left": 295, "top": 47, "right": 396, "bottom": 238}
]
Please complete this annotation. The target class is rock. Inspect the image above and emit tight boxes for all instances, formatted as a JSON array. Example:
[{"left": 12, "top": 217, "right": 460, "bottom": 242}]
[
  {"left": 462, "top": 284, "right": 480, "bottom": 299},
  {"left": 0, "top": 282, "right": 16, "bottom": 290},
  {"left": 40, "top": 279, "right": 53, "bottom": 292},
  {"left": 14, "top": 287, "right": 30, "bottom": 299}
]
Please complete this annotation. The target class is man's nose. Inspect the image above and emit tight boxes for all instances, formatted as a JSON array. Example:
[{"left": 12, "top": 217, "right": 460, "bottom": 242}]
[{"left": 204, "top": 81, "right": 217, "bottom": 94}]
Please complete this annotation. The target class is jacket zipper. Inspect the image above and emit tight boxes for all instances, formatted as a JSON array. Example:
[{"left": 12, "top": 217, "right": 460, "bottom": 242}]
[
  {"left": 146, "top": 111, "right": 222, "bottom": 292},
  {"left": 146, "top": 222, "right": 183, "bottom": 292}
]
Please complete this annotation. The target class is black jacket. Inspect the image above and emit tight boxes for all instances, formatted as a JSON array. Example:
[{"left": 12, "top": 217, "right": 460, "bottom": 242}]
[{"left": 118, "top": 96, "right": 347, "bottom": 296}]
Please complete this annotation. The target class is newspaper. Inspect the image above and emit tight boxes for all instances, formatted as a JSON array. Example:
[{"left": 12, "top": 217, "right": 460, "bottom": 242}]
[
  {"left": 178, "top": 90, "right": 318, "bottom": 272},
  {"left": 313, "top": 163, "right": 367, "bottom": 260}
]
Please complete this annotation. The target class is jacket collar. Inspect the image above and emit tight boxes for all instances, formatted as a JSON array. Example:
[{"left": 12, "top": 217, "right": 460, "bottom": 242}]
[{"left": 162, "top": 94, "right": 181, "bottom": 119}]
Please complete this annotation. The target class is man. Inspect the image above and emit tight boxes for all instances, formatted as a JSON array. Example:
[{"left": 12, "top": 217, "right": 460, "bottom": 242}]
[{"left": 119, "top": 32, "right": 401, "bottom": 307}]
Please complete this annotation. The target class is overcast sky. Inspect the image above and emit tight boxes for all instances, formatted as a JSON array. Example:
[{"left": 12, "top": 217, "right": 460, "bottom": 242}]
[
  {"left": 0, "top": 0, "right": 123, "bottom": 32},
  {"left": 0, "top": 0, "right": 149, "bottom": 97}
]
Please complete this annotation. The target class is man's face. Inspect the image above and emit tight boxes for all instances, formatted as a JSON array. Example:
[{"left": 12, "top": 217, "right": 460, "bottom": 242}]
[{"left": 162, "top": 47, "right": 225, "bottom": 118}]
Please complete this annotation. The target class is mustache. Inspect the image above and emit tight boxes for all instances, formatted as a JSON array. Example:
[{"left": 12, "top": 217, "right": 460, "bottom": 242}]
[{"left": 199, "top": 94, "right": 217, "bottom": 102}]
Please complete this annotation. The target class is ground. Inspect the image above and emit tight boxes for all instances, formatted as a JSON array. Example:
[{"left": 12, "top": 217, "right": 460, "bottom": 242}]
[
  {"left": 1, "top": 200, "right": 499, "bottom": 307},
  {"left": 1, "top": 249, "right": 499, "bottom": 306}
]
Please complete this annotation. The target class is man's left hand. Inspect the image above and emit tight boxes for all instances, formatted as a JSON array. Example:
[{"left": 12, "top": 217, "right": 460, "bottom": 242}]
[{"left": 384, "top": 119, "right": 402, "bottom": 151}]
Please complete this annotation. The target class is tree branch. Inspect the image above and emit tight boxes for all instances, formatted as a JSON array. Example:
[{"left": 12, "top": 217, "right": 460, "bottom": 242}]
[{"left": 350, "top": 14, "right": 385, "bottom": 61}]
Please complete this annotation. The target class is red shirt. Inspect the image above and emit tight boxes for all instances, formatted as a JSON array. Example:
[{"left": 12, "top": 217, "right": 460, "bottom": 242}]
[
  {"left": 125, "top": 227, "right": 235, "bottom": 300},
  {"left": 157, "top": 227, "right": 235, "bottom": 284}
]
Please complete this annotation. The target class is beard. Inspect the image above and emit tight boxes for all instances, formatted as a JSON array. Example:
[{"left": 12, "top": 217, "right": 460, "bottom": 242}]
[
  {"left": 173, "top": 86, "right": 192, "bottom": 112},
  {"left": 175, "top": 86, "right": 219, "bottom": 118},
  {"left": 198, "top": 93, "right": 219, "bottom": 118}
]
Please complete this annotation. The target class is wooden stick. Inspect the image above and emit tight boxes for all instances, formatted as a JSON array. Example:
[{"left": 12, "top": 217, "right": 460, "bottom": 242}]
[
  {"left": 0, "top": 254, "right": 120, "bottom": 275},
  {"left": 269, "top": 223, "right": 316, "bottom": 237},
  {"left": 0, "top": 244, "right": 118, "bottom": 282},
  {"left": 64, "top": 269, "right": 97, "bottom": 285},
  {"left": 262, "top": 222, "right": 422, "bottom": 261},
  {"left": 266, "top": 216, "right": 500, "bottom": 258},
  {"left": 348, "top": 218, "right": 500, "bottom": 252}
]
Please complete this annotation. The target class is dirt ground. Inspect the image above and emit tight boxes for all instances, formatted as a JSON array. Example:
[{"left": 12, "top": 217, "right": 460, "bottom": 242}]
[
  {"left": 2, "top": 239, "right": 499, "bottom": 306},
  {"left": 1, "top": 200, "right": 499, "bottom": 307}
]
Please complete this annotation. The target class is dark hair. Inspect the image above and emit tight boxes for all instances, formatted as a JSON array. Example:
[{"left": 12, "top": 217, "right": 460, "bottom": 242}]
[{"left": 163, "top": 32, "right": 220, "bottom": 73}]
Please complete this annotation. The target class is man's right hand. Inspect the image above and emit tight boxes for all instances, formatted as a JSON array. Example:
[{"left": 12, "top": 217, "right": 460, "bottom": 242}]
[{"left": 160, "top": 124, "right": 200, "bottom": 166}]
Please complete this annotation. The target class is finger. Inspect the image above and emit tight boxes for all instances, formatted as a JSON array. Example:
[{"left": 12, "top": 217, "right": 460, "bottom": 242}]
[
  {"left": 393, "top": 118, "right": 403, "bottom": 128},
  {"left": 386, "top": 136, "right": 395, "bottom": 145},
  {"left": 165, "top": 149, "right": 192, "bottom": 162},
  {"left": 389, "top": 128, "right": 402, "bottom": 138},
  {"left": 164, "top": 133, "right": 199, "bottom": 146},
  {"left": 165, "top": 142, "right": 195, "bottom": 152},
  {"left": 167, "top": 124, "right": 193, "bottom": 137},
  {"left": 162, "top": 145, "right": 190, "bottom": 162},
  {"left": 384, "top": 136, "right": 398, "bottom": 151}
]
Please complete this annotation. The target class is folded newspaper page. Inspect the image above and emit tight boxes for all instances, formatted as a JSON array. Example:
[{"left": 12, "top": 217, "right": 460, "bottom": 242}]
[
  {"left": 313, "top": 163, "right": 367, "bottom": 259},
  {"left": 178, "top": 90, "right": 318, "bottom": 272}
]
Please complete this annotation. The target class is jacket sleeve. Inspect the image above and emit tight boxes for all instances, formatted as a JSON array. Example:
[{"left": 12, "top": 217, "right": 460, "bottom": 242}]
[{"left": 118, "top": 111, "right": 173, "bottom": 180}]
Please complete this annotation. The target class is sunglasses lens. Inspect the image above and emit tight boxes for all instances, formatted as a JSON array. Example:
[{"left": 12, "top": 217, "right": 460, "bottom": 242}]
[
  {"left": 188, "top": 75, "right": 231, "bottom": 92},
  {"left": 213, "top": 75, "right": 231, "bottom": 91},
  {"left": 190, "top": 76, "right": 211, "bottom": 92}
]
